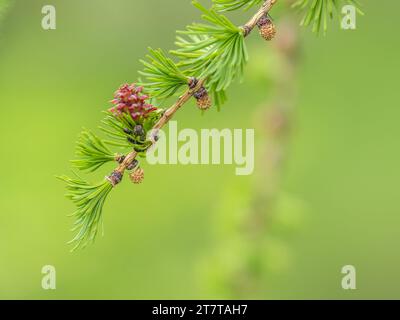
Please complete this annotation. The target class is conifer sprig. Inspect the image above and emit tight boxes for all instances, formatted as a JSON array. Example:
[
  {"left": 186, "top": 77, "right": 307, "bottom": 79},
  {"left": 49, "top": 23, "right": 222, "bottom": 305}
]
[
  {"left": 213, "top": 0, "right": 264, "bottom": 12},
  {"left": 99, "top": 111, "right": 133, "bottom": 149},
  {"left": 139, "top": 48, "right": 189, "bottom": 99},
  {"left": 171, "top": 1, "right": 248, "bottom": 107},
  {"left": 59, "top": 0, "right": 279, "bottom": 251},
  {"left": 60, "top": 0, "right": 362, "bottom": 251},
  {"left": 71, "top": 130, "right": 116, "bottom": 172},
  {"left": 292, "top": 0, "right": 363, "bottom": 34},
  {"left": 58, "top": 175, "right": 113, "bottom": 251},
  {"left": 100, "top": 111, "right": 138, "bottom": 148}
]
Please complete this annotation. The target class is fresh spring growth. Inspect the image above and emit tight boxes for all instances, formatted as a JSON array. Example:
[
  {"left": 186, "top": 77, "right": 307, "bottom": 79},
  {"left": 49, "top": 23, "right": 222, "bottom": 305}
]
[
  {"left": 109, "top": 83, "right": 158, "bottom": 121},
  {"left": 59, "top": 0, "right": 363, "bottom": 251},
  {"left": 291, "top": 0, "right": 363, "bottom": 34}
]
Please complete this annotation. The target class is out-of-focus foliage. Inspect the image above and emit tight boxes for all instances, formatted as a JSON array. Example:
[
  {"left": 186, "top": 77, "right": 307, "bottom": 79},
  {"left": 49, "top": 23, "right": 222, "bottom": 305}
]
[{"left": 0, "top": 0, "right": 11, "bottom": 22}]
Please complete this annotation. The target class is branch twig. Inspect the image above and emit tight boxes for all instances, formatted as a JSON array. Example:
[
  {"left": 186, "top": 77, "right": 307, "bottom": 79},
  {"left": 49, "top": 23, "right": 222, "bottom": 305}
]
[
  {"left": 114, "top": 79, "right": 206, "bottom": 176},
  {"left": 110, "top": 0, "right": 279, "bottom": 183},
  {"left": 243, "top": 0, "right": 278, "bottom": 37}
]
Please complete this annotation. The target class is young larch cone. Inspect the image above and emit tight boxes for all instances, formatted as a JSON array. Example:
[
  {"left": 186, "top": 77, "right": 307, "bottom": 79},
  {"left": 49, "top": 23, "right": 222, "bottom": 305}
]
[
  {"left": 130, "top": 168, "right": 145, "bottom": 184},
  {"left": 109, "top": 83, "right": 157, "bottom": 121},
  {"left": 194, "top": 87, "right": 212, "bottom": 110},
  {"left": 257, "top": 15, "right": 276, "bottom": 41}
]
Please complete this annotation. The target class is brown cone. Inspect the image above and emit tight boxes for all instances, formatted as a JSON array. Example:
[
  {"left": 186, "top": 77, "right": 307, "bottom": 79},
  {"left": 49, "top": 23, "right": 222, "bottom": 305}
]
[
  {"left": 196, "top": 94, "right": 212, "bottom": 110},
  {"left": 130, "top": 168, "right": 144, "bottom": 184},
  {"left": 194, "top": 87, "right": 212, "bottom": 110},
  {"left": 260, "top": 23, "right": 276, "bottom": 41}
]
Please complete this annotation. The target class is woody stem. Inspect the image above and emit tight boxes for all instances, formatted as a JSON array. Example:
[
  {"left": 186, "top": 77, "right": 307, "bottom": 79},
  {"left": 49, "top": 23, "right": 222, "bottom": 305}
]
[
  {"left": 109, "top": 0, "right": 278, "bottom": 184},
  {"left": 243, "top": 0, "right": 277, "bottom": 37},
  {"left": 113, "top": 79, "right": 206, "bottom": 177}
]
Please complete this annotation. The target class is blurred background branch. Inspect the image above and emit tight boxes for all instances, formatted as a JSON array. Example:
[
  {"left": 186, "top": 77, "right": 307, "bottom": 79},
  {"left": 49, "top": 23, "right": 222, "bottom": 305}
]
[
  {"left": 199, "top": 2, "right": 304, "bottom": 299},
  {"left": 0, "top": 0, "right": 12, "bottom": 23}
]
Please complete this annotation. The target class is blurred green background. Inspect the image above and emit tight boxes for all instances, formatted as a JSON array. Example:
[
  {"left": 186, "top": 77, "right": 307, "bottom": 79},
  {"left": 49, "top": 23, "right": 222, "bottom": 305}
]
[{"left": 0, "top": 0, "right": 399, "bottom": 299}]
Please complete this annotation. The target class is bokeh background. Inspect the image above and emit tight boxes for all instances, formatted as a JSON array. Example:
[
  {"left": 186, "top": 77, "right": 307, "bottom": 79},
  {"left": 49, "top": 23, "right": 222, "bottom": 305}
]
[{"left": 0, "top": 0, "right": 399, "bottom": 299}]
